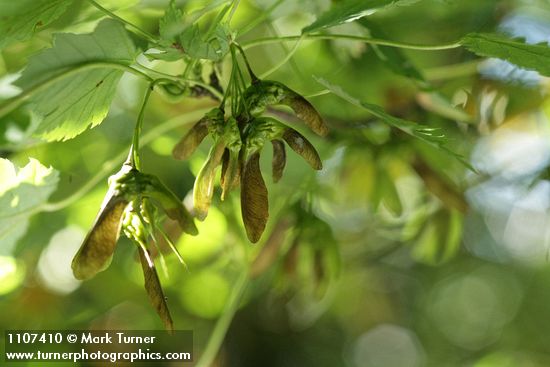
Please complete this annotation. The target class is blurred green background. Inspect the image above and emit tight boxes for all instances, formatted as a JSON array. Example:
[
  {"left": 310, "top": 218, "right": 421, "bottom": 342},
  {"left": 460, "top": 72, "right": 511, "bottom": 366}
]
[{"left": 2, "top": 0, "right": 550, "bottom": 366}]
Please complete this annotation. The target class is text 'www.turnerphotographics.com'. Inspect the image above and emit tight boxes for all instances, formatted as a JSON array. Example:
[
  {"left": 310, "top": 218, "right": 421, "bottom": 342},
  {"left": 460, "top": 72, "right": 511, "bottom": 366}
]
[{"left": 3, "top": 330, "right": 193, "bottom": 363}]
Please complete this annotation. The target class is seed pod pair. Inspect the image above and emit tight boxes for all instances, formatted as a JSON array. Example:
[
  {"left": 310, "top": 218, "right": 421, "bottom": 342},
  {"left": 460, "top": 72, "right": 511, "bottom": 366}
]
[
  {"left": 72, "top": 163, "right": 197, "bottom": 280},
  {"left": 72, "top": 164, "right": 196, "bottom": 331},
  {"left": 240, "top": 118, "right": 323, "bottom": 243},
  {"left": 244, "top": 80, "right": 329, "bottom": 137}
]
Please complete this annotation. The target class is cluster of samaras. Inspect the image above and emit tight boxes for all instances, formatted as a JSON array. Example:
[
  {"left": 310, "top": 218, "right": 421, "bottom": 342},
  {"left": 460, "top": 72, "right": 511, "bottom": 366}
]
[{"left": 173, "top": 79, "right": 329, "bottom": 243}]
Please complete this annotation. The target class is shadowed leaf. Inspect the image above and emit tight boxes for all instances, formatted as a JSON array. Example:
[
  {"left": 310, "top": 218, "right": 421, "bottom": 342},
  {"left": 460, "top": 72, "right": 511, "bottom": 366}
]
[
  {"left": 271, "top": 140, "right": 286, "bottom": 182},
  {"left": 283, "top": 129, "right": 322, "bottom": 170},
  {"left": 316, "top": 77, "right": 473, "bottom": 170},
  {"left": 137, "top": 245, "right": 174, "bottom": 333},
  {"left": 241, "top": 152, "right": 269, "bottom": 243},
  {"left": 71, "top": 193, "right": 128, "bottom": 280}
]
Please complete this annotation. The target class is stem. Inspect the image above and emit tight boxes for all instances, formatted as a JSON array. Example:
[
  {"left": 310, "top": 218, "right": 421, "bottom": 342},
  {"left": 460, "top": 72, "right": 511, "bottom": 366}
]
[
  {"left": 135, "top": 64, "right": 225, "bottom": 100},
  {"left": 130, "top": 83, "right": 154, "bottom": 169},
  {"left": 196, "top": 269, "right": 249, "bottom": 367},
  {"left": 242, "top": 34, "right": 461, "bottom": 51},
  {"left": 0, "top": 62, "right": 152, "bottom": 118},
  {"left": 424, "top": 59, "right": 481, "bottom": 81},
  {"left": 87, "top": 0, "right": 157, "bottom": 43},
  {"left": 259, "top": 35, "right": 303, "bottom": 78},
  {"left": 233, "top": 44, "right": 258, "bottom": 82}
]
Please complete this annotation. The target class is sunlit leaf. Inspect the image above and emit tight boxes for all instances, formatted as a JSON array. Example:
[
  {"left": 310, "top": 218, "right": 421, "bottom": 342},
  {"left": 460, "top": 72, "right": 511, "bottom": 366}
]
[
  {"left": 0, "top": 158, "right": 59, "bottom": 255},
  {"left": 14, "top": 19, "right": 137, "bottom": 141},
  {"left": 461, "top": 33, "right": 550, "bottom": 77},
  {"left": 302, "top": 0, "right": 420, "bottom": 34},
  {"left": 0, "top": 0, "right": 73, "bottom": 48}
]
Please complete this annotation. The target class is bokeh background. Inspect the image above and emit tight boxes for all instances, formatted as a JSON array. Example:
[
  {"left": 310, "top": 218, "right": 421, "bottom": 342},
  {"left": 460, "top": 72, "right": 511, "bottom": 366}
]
[{"left": 2, "top": 0, "right": 550, "bottom": 366}]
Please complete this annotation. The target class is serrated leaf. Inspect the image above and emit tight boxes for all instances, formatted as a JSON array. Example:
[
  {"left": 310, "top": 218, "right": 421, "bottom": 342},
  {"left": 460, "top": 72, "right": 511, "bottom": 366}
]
[
  {"left": 0, "top": 158, "right": 59, "bottom": 255},
  {"left": 316, "top": 77, "right": 473, "bottom": 170},
  {"left": 150, "top": 0, "right": 186, "bottom": 61},
  {"left": 302, "top": 0, "right": 420, "bottom": 34},
  {"left": 461, "top": 33, "right": 550, "bottom": 77},
  {"left": 358, "top": 19, "right": 425, "bottom": 83},
  {"left": 149, "top": 0, "right": 231, "bottom": 61},
  {"left": 180, "top": 23, "right": 230, "bottom": 61},
  {"left": 0, "top": 0, "right": 73, "bottom": 48},
  {"left": 14, "top": 19, "right": 137, "bottom": 141}
]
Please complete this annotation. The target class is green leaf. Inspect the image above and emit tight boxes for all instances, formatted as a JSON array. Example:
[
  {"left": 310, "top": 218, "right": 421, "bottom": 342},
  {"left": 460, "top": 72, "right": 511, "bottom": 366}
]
[
  {"left": 316, "top": 77, "right": 473, "bottom": 170},
  {"left": 358, "top": 19, "right": 425, "bottom": 83},
  {"left": 0, "top": 158, "right": 59, "bottom": 255},
  {"left": 461, "top": 33, "right": 550, "bottom": 77},
  {"left": 15, "top": 19, "right": 137, "bottom": 141},
  {"left": 302, "top": 0, "right": 420, "bottom": 34},
  {"left": 180, "top": 23, "right": 230, "bottom": 62},
  {"left": 0, "top": 0, "right": 73, "bottom": 48},
  {"left": 149, "top": 0, "right": 186, "bottom": 61},
  {"left": 149, "top": 0, "right": 231, "bottom": 61}
]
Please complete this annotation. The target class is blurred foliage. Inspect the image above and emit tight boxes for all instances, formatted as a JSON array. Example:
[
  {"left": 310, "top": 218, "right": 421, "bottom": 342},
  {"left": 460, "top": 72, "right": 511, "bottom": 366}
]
[{"left": 2, "top": 0, "right": 550, "bottom": 366}]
